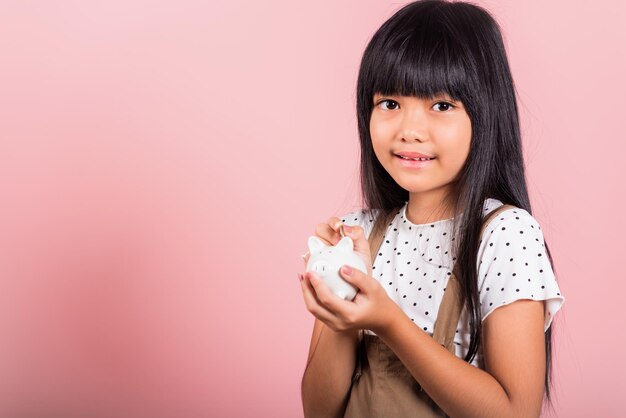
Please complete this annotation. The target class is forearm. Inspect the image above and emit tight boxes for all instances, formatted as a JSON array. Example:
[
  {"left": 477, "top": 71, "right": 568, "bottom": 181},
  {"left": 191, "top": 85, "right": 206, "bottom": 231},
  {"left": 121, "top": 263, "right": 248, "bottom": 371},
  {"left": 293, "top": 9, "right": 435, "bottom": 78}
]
[
  {"left": 301, "top": 325, "right": 359, "bottom": 418},
  {"left": 375, "top": 306, "right": 522, "bottom": 418}
]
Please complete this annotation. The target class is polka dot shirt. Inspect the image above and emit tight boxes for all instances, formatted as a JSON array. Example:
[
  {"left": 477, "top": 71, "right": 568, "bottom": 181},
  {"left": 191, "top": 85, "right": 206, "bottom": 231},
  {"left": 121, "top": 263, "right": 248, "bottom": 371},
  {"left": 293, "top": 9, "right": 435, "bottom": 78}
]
[{"left": 339, "top": 198, "right": 565, "bottom": 369}]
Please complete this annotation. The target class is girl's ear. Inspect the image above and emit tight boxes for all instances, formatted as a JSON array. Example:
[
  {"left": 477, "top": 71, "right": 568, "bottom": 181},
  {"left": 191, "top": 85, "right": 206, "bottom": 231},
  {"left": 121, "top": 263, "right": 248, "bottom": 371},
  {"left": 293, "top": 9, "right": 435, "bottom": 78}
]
[
  {"left": 307, "top": 236, "right": 327, "bottom": 254},
  {"left": 335, "top": 236, "right": 355, "bottom": 252}
]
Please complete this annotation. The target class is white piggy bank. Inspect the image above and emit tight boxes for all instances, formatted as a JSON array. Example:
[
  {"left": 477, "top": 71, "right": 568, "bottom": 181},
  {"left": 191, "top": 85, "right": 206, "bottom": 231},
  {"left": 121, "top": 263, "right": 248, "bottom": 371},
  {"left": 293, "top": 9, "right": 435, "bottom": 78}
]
[{"left": 305, "top": 236, "right": 368, "bottom": 301}]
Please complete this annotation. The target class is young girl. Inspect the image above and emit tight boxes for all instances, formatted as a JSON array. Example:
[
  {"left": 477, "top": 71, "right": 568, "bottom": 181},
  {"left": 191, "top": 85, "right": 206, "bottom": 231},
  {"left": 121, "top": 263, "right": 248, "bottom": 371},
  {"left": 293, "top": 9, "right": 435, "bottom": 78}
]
[{"left": 299, "top": 1, "right": 565, "bottom": 417}]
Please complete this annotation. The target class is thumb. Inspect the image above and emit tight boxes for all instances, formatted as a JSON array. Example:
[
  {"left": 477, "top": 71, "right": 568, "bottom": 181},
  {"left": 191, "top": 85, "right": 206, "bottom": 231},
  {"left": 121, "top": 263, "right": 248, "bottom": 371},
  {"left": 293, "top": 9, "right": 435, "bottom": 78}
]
[{"left": 339, "top": 264, "right": 366, "bottom": 289}]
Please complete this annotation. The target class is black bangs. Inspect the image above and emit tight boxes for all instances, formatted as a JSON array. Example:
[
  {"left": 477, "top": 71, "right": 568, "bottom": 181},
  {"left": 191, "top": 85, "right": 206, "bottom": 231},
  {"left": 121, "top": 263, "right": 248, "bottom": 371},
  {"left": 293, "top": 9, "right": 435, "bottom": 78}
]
[{"left": 360, "top": 5, "right": 473, "bottom": 105}]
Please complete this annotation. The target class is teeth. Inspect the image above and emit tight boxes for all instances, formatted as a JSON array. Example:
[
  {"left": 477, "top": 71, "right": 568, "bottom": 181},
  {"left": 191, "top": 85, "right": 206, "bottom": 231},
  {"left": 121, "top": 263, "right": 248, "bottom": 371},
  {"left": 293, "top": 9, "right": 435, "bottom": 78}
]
[{"left": 399, "top": 156, "right": 432, "bottom": 161}]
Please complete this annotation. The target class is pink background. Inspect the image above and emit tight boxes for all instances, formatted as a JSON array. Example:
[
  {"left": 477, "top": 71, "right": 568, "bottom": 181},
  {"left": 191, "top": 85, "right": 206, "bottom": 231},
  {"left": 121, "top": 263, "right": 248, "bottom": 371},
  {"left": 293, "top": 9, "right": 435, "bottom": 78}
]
[{"left": 0, "top": 0, "right": 624, "bottom": 417}]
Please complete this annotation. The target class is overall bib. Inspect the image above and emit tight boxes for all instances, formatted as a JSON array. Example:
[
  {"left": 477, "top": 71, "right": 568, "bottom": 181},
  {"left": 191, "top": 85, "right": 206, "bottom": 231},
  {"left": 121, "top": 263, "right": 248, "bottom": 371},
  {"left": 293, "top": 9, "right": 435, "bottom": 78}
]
[{"left": 343, "top": 203, "right": 517, "bottom": 418}]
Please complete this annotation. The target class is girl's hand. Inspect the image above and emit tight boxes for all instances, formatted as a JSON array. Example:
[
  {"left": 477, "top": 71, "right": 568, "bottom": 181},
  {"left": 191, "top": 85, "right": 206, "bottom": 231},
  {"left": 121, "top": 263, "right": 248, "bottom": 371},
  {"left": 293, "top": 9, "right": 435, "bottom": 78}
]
[
  {"left": 302, "top": 217, "right": 373, "bottom": 277},
  {"left": 300, "top": 266, "right": 400, "bottom": 334},
  {"left": 299, "top": 216, "right": 398, "bottom": 333}
]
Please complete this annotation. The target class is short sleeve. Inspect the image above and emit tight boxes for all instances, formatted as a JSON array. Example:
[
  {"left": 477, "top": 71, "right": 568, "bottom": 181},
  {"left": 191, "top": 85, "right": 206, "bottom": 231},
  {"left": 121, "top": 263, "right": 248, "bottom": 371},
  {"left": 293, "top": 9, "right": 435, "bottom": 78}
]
[
  {"left": 338, "top": 208, "right": 379, "bottom": 240},
  {"left": 476, "top": 208, "right": 565, "bottom": 332}
]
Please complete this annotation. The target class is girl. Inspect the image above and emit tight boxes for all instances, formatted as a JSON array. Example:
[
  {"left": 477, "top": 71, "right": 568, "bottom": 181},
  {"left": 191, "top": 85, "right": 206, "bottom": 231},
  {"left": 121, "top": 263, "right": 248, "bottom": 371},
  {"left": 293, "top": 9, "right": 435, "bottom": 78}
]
[{"left": 299, "top": 1, "right": 565, "bottom": 417}]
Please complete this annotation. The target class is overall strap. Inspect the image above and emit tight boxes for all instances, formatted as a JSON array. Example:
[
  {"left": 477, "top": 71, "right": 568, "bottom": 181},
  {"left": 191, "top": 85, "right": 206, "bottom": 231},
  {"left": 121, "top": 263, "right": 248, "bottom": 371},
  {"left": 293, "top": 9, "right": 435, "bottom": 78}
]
[
  {"left": 432, "top": 203, "right": 519, "bottom": 353},
  {"left": 352, "top": 207, "right": 398, "bottom": 382},
  {"left": 367, "top": 208, "right": 398, "bottom": 264}
]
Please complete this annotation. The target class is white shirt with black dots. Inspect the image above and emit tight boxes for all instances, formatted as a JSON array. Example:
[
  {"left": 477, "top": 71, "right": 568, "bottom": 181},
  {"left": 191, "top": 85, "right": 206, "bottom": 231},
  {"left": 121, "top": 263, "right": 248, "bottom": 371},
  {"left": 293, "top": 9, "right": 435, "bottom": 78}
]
[{"left": 339, "top": 198, "right": 565, "bottom": 369}]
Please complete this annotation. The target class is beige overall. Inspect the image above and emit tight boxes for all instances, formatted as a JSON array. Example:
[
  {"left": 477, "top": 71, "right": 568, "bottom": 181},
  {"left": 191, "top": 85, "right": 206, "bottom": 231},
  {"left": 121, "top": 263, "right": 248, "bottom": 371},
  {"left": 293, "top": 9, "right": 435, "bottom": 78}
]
[{"left": 343, "top": 203, "right": 516, "bottom": 418}]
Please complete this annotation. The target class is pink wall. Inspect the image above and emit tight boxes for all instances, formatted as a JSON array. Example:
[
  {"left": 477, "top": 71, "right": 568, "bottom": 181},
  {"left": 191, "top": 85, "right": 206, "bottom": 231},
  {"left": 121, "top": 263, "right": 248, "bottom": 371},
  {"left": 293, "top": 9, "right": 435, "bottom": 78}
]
[{"left": 0, "top": 1, "right": 623, "bottom": 417}]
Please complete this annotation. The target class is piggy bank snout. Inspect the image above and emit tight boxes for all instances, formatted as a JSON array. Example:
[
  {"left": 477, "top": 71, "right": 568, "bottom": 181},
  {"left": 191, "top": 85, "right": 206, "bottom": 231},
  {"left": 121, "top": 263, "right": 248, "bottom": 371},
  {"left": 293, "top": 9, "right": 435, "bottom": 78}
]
[{"left": 310, "top": 259, "right": 337, "bottom": 275}]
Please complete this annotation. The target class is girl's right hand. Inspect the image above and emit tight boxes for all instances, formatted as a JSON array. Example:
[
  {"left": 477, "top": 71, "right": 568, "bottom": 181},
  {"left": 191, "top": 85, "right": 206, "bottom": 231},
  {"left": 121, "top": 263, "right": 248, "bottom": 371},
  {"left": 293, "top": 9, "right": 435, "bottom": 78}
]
[{"left": 302, "top": 217, "right": 373, "bottom": 277}]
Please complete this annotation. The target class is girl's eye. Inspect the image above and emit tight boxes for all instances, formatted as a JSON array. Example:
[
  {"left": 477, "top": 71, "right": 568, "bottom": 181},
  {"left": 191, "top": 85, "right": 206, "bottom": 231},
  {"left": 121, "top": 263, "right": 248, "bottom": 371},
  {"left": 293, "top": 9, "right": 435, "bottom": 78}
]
[
  {"left": 433, "top": 102, "right": 455, "bottom": 112},
  {"left": 378, "top": 99, "right": 399, "bottom": 110}
]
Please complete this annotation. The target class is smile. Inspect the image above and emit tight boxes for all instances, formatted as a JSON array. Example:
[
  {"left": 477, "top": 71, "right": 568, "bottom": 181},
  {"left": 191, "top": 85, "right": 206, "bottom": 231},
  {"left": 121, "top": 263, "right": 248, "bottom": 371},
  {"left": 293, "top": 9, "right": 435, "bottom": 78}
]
[{"left": 394, "top": 154, "right": 436, "bottom": 169}]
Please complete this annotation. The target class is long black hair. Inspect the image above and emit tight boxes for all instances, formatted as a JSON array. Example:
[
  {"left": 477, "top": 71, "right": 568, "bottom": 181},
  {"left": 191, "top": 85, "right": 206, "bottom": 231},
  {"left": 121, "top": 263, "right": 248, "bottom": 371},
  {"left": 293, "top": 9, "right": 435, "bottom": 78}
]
[{"left": 355, "top": 0, "right": 560, "bottom": 413}]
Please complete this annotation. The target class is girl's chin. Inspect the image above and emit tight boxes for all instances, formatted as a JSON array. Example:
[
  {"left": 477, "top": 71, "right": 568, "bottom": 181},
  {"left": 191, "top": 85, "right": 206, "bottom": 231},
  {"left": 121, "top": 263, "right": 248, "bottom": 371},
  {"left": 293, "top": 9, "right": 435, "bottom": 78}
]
[
  {"left": 391, "top": 174, "right": 446, "bottom": 191},
  {"left": 394, "top": 179, "right": 436, "bottom": 192}
]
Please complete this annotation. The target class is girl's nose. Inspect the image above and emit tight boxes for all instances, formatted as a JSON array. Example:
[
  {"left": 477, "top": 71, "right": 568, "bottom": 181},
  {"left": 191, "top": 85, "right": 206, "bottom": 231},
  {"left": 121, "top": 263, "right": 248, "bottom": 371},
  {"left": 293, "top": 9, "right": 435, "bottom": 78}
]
[
  {"left": 400, "top": 110, "right": 429, "bottom": 141},
  {"left": 400, "top": 125, "right": 429, "bottom": 142}
]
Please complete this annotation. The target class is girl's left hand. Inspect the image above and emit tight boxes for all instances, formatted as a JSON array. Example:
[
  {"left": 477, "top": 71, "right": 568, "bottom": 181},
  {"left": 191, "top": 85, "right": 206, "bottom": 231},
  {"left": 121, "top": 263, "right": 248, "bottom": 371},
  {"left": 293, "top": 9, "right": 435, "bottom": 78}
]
[{"left": 299, "top": 266, "right": 401, "bottom": 335}]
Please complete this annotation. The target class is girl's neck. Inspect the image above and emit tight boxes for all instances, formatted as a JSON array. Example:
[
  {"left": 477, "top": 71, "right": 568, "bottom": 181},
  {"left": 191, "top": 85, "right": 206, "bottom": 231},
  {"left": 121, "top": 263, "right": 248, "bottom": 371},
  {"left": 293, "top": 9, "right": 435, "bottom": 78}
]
[{"left": 406, "top": 190, "right": 462, "bottom": 225}]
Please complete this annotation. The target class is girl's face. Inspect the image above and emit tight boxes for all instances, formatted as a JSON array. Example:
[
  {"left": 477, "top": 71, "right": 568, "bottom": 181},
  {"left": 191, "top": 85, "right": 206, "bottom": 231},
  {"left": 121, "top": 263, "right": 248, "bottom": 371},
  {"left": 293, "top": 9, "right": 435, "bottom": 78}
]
[{"left": 369, "top": 92, "right": 472, "bottom": 202}]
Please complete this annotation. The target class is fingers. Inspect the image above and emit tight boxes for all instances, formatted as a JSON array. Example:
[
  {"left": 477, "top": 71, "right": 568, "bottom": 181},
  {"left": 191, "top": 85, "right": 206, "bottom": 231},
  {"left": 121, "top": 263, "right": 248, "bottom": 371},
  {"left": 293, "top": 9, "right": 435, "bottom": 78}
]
[
  {"left": 307, "top": 270, "right": 353, "bottom": 315},
  {"left": 327, "top": 216, "right": 345, "bottom": 236},
  {"left": 300, "top": 272, "right": 340, "bottom": 323},
  {"left": 314, "top": 218, "right": 342, "bottom": 246}
]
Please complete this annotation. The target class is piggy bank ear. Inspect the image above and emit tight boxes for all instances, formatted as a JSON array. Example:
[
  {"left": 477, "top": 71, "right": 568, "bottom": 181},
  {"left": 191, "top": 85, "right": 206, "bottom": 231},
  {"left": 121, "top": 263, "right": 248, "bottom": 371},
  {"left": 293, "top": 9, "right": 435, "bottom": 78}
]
[
  {"left": 307, "top": 236, "right": 327, "bottom": 253},
  {"left": 335, "top": 236, "right": 354, "bottom": 252}
]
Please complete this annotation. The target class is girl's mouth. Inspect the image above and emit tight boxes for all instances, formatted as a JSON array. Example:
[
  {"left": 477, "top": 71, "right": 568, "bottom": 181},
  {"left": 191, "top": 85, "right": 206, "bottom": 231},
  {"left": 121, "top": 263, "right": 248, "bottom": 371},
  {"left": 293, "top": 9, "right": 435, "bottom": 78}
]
[{"left": 394, "top": 154, "right": 436, "bottom": 169}]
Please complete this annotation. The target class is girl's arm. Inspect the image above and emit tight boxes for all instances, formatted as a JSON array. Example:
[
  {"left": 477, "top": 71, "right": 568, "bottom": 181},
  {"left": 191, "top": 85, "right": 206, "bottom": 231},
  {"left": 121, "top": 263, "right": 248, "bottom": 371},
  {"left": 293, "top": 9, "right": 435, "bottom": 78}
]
[
  {"left": 376, "top": 299, "right": 546, "bottom": 418},
  {"left": 301, "top": 317, "right": 359, "bottom": 418}
]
